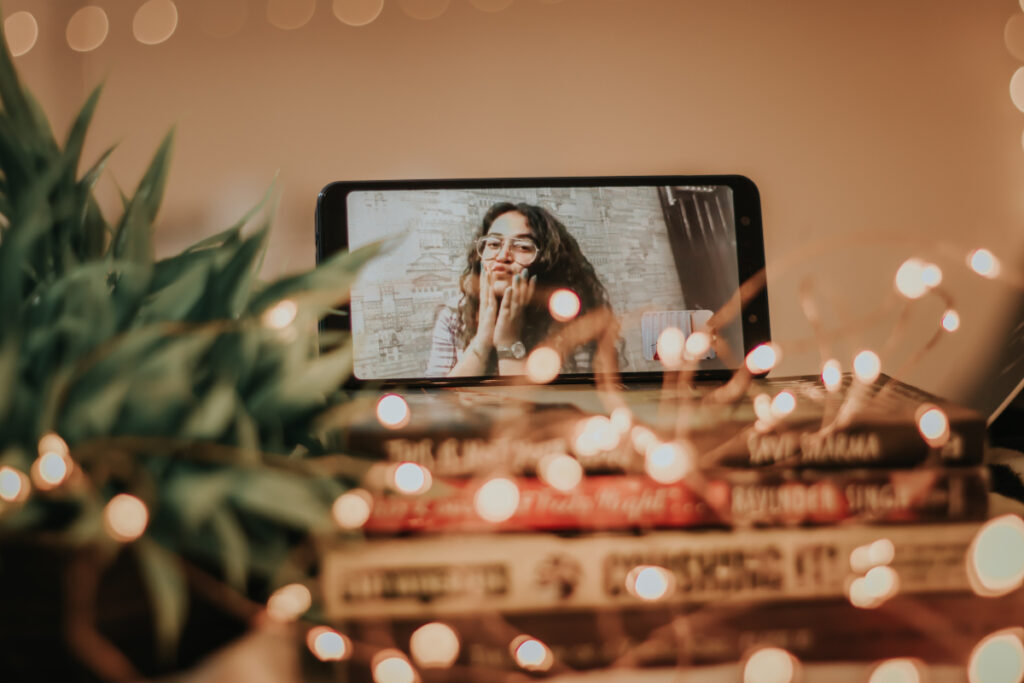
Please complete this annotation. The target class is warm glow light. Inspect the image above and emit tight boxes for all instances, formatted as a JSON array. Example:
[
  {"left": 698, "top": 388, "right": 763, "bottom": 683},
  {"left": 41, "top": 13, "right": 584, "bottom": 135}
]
[
  {"left": 630, "top": 426, "right": 659, "bottom": 455},
  {"left": 869, "top": 659, "right": 923, "bottom": 683},
  {"left": 399, "top": 0, "right": 451, "bottom": 21},
  {"left": 262, "top": 299, "right": 298, "bottom": 329},
  {"left": 474, "top": 477, "right": 520, "bottom": 523},
  {"left": 968, "top": 248, "right": 1001, "bottom": 279},
  {"left": 941, "top": 309, "right": 960, "bottom": 332},
  {"left": 332, "top": 489, "right": 373, "bottom": 529},
  {"left": 921, "top": 262, "right": 942, "bottom": 288},
  {"left": 745, "top": 344, "right": 779, "bottom": 374},
  {"left": 656, "top": 326, "right": 686, "bottom": 370},
  {"left": 526, "top": 346, "right": 561, "bottom": 384},
  {"left": 132, "top": 0, "right": 178, "bottom": 45},
  {"left": 5, "top": 11, "right": 38, "bottom": 57},
  {"left": 1012, "top": 67, "right": 1024, "bottom": 113},
  {"left": 376, "top": 394, "right": 411, "bottom": 429},
  {"left": 548, "top": 288, "right": 581, "bottom": 322},
  {"left": 821, "top": 359, "right": 842, "bottom": 392},
  {"left": 916, "top": 404, "right": 950, "bottom": 446},
  {"left": 333, "top": 0, "right": 385, "bottom": 26},
  {"left": 392, "top": 462, "right": 431, "bottom": 495},
  {"left": 1007, "top": 14, "right": 1024, "bottom": 61},
  {"left": 31, "top": 452, "right": 72, "bottom": 490},
  {"left": 626, "top": 565, "right": 674, "bottom": 601},
  {"left": 894, "top": 258, "right": 929, "bottom": 299},
  {"left": 0, "top": 467, "right": 27, "bottom": 502},
  {"left": 266, "top": 583, "right": 312, "bottom": 621},
  {"left": 373, "top": 651, "right": 417, "bottom": 683},
  {"left": 103, "top": 494, "right": 149, "bottom": 542},
  {"left": 770, "top": 391, "right": 796, "bottom": 418},
  {"left": 968, "top": 515, "right": 1024, "bottom": 597},
  {"left": 307, "top": 626, "right": 351, "bottom": 661},
  {"left": 684, "top": 331, "right": 712, "bottom": 360},
  {"left": 610, "top": 407, "right": 633, "bottom": 434},
  {"left": 866, "top": 538, "right": 896, "bottom": 568},
  {"left": 66, "top": 6, "right": 109, "bottom": 52},
  {"left": 645, "top": 441, "right": 693, "bottom": 484},
  {"left": 410, "top": 622, "right": 460, "bottom": 668},
  {"left": 743, "top": 647, "right": 797, "bottom": 683},
  {"left": 849, "top": 566, "right": 899, "bottom": 608},
  {"left": 267, "top": 0, "right": 316, "bottom": 29},
  {"left": 573, "top": 415, "right": 618, "bottom": 456},
  {"left": 538, "top": 454, "right": 583, "bottom": 492},
  {"left": 852, "top": 350, "right": 881, "bottom": 383},
  {"left": 38, "top": 433, "right": 69, "bottom": 459},
  {"left": 511, "top": 635, "right": 553, "bottom": 672},
  {"left": 753, "top": 393, "right": 774, "bottom": 422},
  {"left": 968, "top": 629, "right": 1024, "bottom": 683}
]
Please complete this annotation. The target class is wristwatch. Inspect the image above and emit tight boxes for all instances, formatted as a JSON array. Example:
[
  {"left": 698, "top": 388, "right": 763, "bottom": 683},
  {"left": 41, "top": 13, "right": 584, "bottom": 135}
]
[{"left": 496, "top": 341, "right": 527, "bottom": 360}]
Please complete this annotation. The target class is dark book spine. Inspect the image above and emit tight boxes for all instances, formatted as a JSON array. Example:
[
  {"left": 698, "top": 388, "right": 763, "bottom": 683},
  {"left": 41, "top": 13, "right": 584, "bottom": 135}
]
[{"left": 361, "top": 468, "right": 987, "bottom": 534}]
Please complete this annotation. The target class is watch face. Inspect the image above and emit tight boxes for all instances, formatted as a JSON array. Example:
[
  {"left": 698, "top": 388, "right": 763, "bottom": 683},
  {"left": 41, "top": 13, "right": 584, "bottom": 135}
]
[{"left": 512, "top": 341, "right": 526, "bottom": 359}]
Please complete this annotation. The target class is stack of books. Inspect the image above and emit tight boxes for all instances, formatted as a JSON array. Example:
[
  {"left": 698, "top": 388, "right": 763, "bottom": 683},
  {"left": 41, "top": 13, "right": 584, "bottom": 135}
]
[{"left": 322, "top": 374, "right": 1012, "bottom": 679}]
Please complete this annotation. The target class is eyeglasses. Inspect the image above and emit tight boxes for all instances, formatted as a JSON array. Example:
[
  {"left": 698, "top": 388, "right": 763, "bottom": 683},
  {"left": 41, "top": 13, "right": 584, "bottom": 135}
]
[{"left": 475, "top": 235, "right": 539, "bottom": 265}]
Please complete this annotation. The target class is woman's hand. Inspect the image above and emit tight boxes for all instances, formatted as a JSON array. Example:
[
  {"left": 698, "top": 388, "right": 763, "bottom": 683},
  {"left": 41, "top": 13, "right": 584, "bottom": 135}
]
[
  {"left": 468, "top": 268, "right": 498, "bottom": 358},
  {"left": 493, "top": 269, "right": 537, "bottom": 348}
]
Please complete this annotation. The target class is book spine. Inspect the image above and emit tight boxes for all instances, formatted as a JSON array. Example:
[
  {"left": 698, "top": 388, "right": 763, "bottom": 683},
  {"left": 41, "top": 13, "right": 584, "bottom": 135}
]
[
  {"left": 322, "top": 522, "right": 982, "bottom": 619},
  {"left": 362, "top": 468, "right": 988, "bottom": 534},
  {"left": 339, "top": 592, "right": 1024, "bottom": 673}
]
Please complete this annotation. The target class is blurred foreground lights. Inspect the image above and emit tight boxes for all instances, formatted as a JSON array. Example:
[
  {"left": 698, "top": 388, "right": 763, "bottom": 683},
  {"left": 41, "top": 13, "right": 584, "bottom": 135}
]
[
  {"left": 333, "top": 0, "right": 385, "bottom": 26},
  {"left": 511, "top": 635, "right": 554, "bottom": 672},
  {"left": 821, "top": 359, "right": 842, "bottom": 392},
  {"left": 610, "top": 406, "right": 633, "bottom": 434},
  {"left": 333, "top": 489, "right": 373, "bottom": 529},
  {"left": 853, "top": 350, "right": 881, "bottom": 383},
  {"left": 626, "top": 565, "right": 675, "bottom": 601},
  {"left": 941, "top": 309, "right": 961, "bottom": 332},
  {"left": 267, "top": 0, "right": 316, "bottom": 30},
  {"left": 103, "top": 494, "right": 149, "bottom": 542},
  {"left": 869, "top": 658, "right": 924, "bottom": 683},
  {"left": 921, "top": 263, "right": 942, "bottom": 287},
  {"left": 968, "top": 514, "right": 1024, "bottom": 597},
  {"left": 66, "top": 6, "right": 109, "bottom": 52},
  {"left": 684, "top": 331, "right": 712, "bottom": 360},
  {"left": 372, "top": 650, "right": 417, "bottom": 683},
  {"left": 916, "top": 404, "right": 950, "bottom": 447},
  {"left": 474, "top": 477, "right": 520, "bottom": 523},
  {"left": 850, "top": 538, "right": 896, "bottom": 573},
  {"left": 376, "top": 393, "right": 410, "bottom": 429},
  {"left": 745, "top": 344, "right": 779, "bottom": 374},
  {"left": 32, "top": 452, "right": 72, "bottom": 490},
  {"left": 656, "top": 326, "right": 686, "bottom": 370},
  {"left": 5, "top": 11, "right": 38, "bottom": 57},
  {"left": 968, "top": 248, "right": 1001, "bottom": 279},
  {"left": 538, "top": 454, "right": 583, "bottom": 492},
  {"left": 630, "top": 425, "right": 659, "bottom": 455},
  {"left": 968, "top": 628, "right": 1024, "bottom": 683},
  {"left": 266, "top": 583, "right": 312, "bottom": 622},
  {"left": 770, "top": 391, "right": 796, "bottom": 418},
  {"left": 573, "top": 415, "right": 618, "bottom": 457},
  {"left": 133, "top": 0, "right": 178, "bottom": 45},
  {"left": 526, "top": 346, "right": 561, "bottom": 384},
  {"left": 548, "top": 288, "right": 581, "bottom": 322},
  {"left": 0, "top": 467, "right": 28, "bottom": 503},
  {"left": 753, "top": 394, "right": 774, "bottom": 423},
  {"left": 848, "top": 565, "right": 899, "bottom": 608},
  {"left": 262, "top": 299, "right": 297, "bottom": 329},
  {"left": 410, "top": 622, "right": 460, "bottom": 668},
  {"left": 307, "top": 626, "right": 351, "bottom": 662},
  {"left": 392, "top": 462, "right": 431, "bottom": 495},
  {"left": 38, "top": 432, "right": 70, "bottom": 459},
  {"left": 894, "top": 258, "right": 930, "bottom": 299},
  {"left": 645, "top": 441, "right": 693, "bottom": 484},
  {"left": 743, "top": 647, "right": 798, "bottom": 683}
]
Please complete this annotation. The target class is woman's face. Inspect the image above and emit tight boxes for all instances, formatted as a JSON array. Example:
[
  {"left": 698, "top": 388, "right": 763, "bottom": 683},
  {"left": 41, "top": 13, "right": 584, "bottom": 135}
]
[{"left": 483, "top": 211, "right": 535, "bottom": 297}]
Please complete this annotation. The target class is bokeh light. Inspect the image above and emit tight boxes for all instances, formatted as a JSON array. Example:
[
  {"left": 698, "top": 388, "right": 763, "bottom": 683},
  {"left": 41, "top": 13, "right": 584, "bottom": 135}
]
[
  {"left": 868, "top": 658, "right": 923, "bottom": 683},
  {"left": 0, "top": 466, "right": 28, "bottom": 503},
  {"left": 573, "top": 415, "right": 618, "bottom": 456},
  {"left": 103, "top": 494, "right": 149, "bottom": 542},
  {"left": 645, "top": 441, "right": 693, "bottom": 484},
  {"left": 66, "top": 6, "right": 109, "bottom": 52},
  {"left": 333, "top": 489, "right": 373, "bottom": 529},
  {"left": 630, "top": 425, "right": 659, "bottom": 455},
  {"left": 372, "top": 650, "right": 417, "bottom": 683},
  {"left": 745, "top": 343, "right": 779, "bottom": 374},
  {"left": 377, "top": 393, "right": 411, "bottom": 429},
  {"left": 262, "top": 299, "right": 298, "bottom": 329},
  {"left": 526, "top": 346, "right": 561, "bottom": 383},
  {"left": 538, "top": 453, "right": 583, "bottom": 492},
  {"left": 133, "top": 0, "right": 178, "bottom": 45},
  {"left": 684, "top": 331, "right": 712, "bottom": 360},
  {"left": 1012, "top": 67, "right": 1024, "bottom": 113},
  {"left": 307, "top": 626, "right": 351, "bottom": 661},
  {"left": 31, "top": 452, "right": 72, "bottom": 490},
  {"left": 626, "top": 565, "right": 674, "bottom": 601},
  {"left": 548, "top": 288, "right": 581, "bottom": 322},
  {"left": 474, "top": 477, "right": 520, "bottom": 523},
  {"left": 267, "top": 0, "right": 317, "bottom": 29},
  {"left": 410, "top": 622, "right": 460, "bottom": 668},
  {"left": 968, "top": 514, "right": 1024, "bottom": 597},
  {"left": 916, "top": 404, "right": 950, "bottom": 446},
  {"left": 848, "top": 565, "right": 899, "bottom": 608},
  {"left": 511, "top": 635, "right": 554, "bottom": 672},
  {"left": 753, "top": 393, "right": 774, "bottom": 422},
  {"left": 821, "top": 358, "right": 842, "bottom": 392},
  {"left": 5, "top": 11, "right": 38, "bottom": 57},
  {"left": 921, "top": 262, "right": 942, "bottom": 288},
  {"left": 743, "top": 647, "right": 798, "bottom": 683},
  {"left": 392, "top": 462, "right": 431, "bottom": 495},
  {"left": 770, "top": 391, "right": 796, "bottom": 418},
  {"left": 894, "top": 258, "right": 929, "bottom": 299},
  {"left": 399, "top": 0, "right": 451, "bottom": 21},
  {"left": 266, "top": 583, "right": 312, "bottom": 621},
  {"left": 333, "top": 0, "right": 385, "bottom": 26},
  {"left": 941, "top": 309, "right": 960, "bottom": 332},
  {"left": 610, "top": 406, "right": 633, "bottom": 434},
  {"left": 1007, "top": 13, "right": 1024, "bottom": 61},
  {"left": 968, "top": 248, "right": 1000, "bottom": 278},
  {"left": 852, "top": 350, "right": 881, "bottom": 383},
  {"left": 656, "top": 326, "right": 686, "bottom": 370},
  {"left": 38, "top": 432, "right": 69, "bottom": 459},
  {"left": 968, "top": 629, "right": 1024, "bottom": 683}
]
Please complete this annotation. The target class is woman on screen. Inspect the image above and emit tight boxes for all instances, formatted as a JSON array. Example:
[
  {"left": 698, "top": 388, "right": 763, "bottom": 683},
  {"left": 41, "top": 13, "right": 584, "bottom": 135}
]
[{"left": 426, "top": 201, "right": 612, "bottom": 377}]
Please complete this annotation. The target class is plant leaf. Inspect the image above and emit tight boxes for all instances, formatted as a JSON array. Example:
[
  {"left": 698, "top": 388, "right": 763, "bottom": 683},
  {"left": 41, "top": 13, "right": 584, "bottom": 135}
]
[{"left": 135, "top": 537, "right": 188, "bottom": 663}]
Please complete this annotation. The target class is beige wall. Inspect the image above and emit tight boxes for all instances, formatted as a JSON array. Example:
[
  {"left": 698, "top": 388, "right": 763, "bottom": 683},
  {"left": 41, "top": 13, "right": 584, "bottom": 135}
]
[{"left": 10, "top": 0, "right": 1024, "bottom": 411}]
